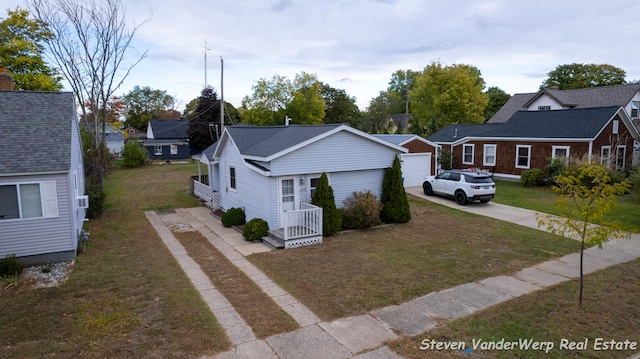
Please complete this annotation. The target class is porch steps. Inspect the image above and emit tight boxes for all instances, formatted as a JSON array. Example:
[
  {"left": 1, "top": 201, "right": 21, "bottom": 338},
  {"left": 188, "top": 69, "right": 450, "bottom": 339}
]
[{"left": 262, "top": 229, "right": 285, "bottom": 250}]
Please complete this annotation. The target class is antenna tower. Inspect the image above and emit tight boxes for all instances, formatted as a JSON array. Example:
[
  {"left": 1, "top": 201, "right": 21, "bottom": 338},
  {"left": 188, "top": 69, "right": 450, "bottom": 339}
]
[{"left": 203, "top": 40, "right": 211, "bottom": 88}]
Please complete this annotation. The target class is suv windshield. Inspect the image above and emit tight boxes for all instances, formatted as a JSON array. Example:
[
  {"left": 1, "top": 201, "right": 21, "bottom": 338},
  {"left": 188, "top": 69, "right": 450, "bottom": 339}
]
[{"left": 464, "top": 175, "right": 493, "bottom": 183}]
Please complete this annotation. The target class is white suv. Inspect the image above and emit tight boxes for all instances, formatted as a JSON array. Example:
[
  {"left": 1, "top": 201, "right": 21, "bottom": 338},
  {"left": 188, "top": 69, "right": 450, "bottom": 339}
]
[{"left": 422, "top": 170, "right": 495, "bottom": 205}]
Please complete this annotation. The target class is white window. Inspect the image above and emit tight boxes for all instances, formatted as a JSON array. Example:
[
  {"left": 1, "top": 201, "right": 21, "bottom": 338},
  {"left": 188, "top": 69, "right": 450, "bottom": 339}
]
[
  {"left": 170, "top": 144, "right": 178, "bottom": 155},
  {"left": 552, "top": 146, "right": 570, "bottom": 159},
  {"left": 616, "top": 146, "right": 626, "bottom": 170},
  {"left": 515, "top": 145, "right": 531, "bottom": 169},
  {"left": 538, "top": 105, "right": 551, "bottom": 111},
  {"left": 0, "top": 181, "right": 58, "bottom": 220},
  {"left": 612, "top": 120, "right": 619, "bottom": 134},
  {"left": 462, "top": 144, "right": 474, "bottom": 165},
  {"left": 154, "top": 145, "right": 162, "bottom": 156},
  {"left": 601, "top": 146, "right": 611, "bottom": 167},
  {"left": 309, "top": 175, "right": 321, "bottom": 200},
  {"left": 632, "top": 101, "right": 639, "bottom": 119},
  {"left": 229, "top": 166, "right": 236, "bottom": 190},
  {"left": 483, "top": 144, "right": 497, "bottom": 166}
]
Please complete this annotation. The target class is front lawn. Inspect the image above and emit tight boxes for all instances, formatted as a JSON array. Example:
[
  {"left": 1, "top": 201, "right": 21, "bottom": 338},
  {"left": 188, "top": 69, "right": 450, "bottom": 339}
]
[
  {"left": 248, "top": 197, "right": 580, "bottom": 321},
  {"left": 493, "top": 180, "right": 640, "bottom": 233}
]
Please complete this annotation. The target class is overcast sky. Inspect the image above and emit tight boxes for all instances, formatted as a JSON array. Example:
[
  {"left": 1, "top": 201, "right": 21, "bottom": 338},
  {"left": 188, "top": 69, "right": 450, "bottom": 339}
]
[{"left": 4, "top": 0, "right": 640, "bottom": 113}]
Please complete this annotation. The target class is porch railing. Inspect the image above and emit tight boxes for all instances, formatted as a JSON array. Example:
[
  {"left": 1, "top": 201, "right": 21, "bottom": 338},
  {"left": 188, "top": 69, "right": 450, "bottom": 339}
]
[
  {"left": 190, "top": 175, "right": 221, "bottom": 210},
  {"left": 282, "top": 202, "right": 323, "bottom": 241}
]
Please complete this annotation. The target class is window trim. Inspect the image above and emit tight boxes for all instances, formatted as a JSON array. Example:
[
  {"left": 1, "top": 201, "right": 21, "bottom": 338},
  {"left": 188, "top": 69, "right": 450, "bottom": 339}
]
[
  {"left": 483, "top": 144, "right": 497, "bottom": 166},
  {"left": 631, "top": 101, "right": 639, "bottom": 119},
  {"left": 616, "top": 145, "right": 626, "bottom": 170},
  {"left": 600, "top": 146, "right": 611, "bottom": 167},
  {"left": 170, "top": 144, "right": 178, "bottom": 155},
  {"left": 462, "top": 144, "right": 475, "bottom": 165},
  {"left": 515, "top": 145, "right": 531, "bottom": 169},
  {"left": 229, "top": 166, "right": 237, "bottom": 191},
  {"left": 154, "top": 145, "right": 162, "bottom": 156},
  {"left": 0, "top": 181, "right": 58, "bottom": 221},
  {"left": 551, "top": 145, "right": 570, "bottom": 159}
]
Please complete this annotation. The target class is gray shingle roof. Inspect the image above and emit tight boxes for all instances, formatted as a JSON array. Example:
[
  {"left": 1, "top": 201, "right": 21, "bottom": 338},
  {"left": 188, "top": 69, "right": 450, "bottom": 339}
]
[
  {"left": 487, "top": 93, "right": 536, "bottom": 123},
  {"left": 0, "top": 91, "right": 76, "bottom": 175},
  {"left": 149, "top": 119, "right": 189, "bottom": 139},
  {"left": 372, "top": 134, "right": 417, "bottom": 145},
  {"left": 226, "top": 124, "right": 344, "bottom": 158},
  {"left": 430, "top": 106, "right": 623, "bottom": 143}
]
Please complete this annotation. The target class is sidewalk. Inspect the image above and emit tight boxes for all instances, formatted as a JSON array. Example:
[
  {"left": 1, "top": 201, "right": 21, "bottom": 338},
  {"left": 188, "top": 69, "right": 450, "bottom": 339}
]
[{"left": 145, "top": 189, "right": 640, "bottom": 359}]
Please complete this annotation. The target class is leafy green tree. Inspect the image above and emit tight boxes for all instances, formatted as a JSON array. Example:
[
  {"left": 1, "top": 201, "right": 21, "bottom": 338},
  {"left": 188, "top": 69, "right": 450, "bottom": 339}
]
[
  {"left": 0, "top": 7, "right": 62, "bottom": 90},
  {"left": 540, "top": 63, "right": 627, "bottom": 90},
  {"left": 311, "top": 173, "right": 342, "bottom": 236},
  {"left": 410, "top": 61, "right": 488, "bottom": 135},
  {"left": 121, "top": 140, "right": 148, "bottom": 168},
  {"left": 365, "top": 70, "right": 419, "bottom": 132},
  {"left": 484, "top": 86, "right": 510, "bottom": 122},
  {"left": 122, "top": 85, "right": 176, "bottom": 130},
  {"left": 285, "top": 75, "right": 325, "bottom": 124},
  {"left": 381, "top": 155, "right": 411, "bottom": 223},
  {"left": 320, "top": 83, "right": 362, "bottom": 126},
  {"left": 242, "top": 74, "right": 293, "bottom": 125},
  {"left": 187, "top": 86, "right": 220, "bottom": 151},
  {"left": 537, "top": 162, "right": 631, "bottom": 306}
]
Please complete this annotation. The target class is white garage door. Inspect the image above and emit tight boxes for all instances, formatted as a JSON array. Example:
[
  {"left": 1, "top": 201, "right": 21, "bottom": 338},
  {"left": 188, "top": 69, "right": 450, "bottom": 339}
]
[{"left": 401, "top": 153, "right": 431, "bottom": 187}]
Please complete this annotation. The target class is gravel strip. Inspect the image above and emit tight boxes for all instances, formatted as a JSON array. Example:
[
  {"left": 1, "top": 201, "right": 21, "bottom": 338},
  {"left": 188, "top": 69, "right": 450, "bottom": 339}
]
[{"left": 21, "top": 260, "right": 74, "bottom": 288}]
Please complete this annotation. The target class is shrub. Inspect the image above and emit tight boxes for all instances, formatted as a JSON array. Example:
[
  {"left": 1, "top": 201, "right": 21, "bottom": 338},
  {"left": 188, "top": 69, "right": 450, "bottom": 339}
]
[
  {"left": 0, "top": 254, "right": 24, "bottom": 277},
  {"left": 243, "top": 218, "right": 269, "bottom": 241},
  {"left": 221, "top": 207, "right": 245, "bottom": 227},
  {"left": 311, "top": 172, "right": 342, "bottom": 236},
  {"left": 520, "top": 168, "right": 545, "bottom": 187},
  {"left": 342, "top": 190, "right": 382, "bottom": 230},
  {"left": 545, "top": 157, "right": 566, "bottom": 179},
  {"left": 380, "top": 155, "right": 411, "bottom": 223},
  {"left": 627, "top": 166, "right": 640, "bottom": 203},
  {"left": 85, "top": 181, "right": 105, "bottom": 219},
  {"left": 121, "top": 140, "right": 149, "bottom": 168}
]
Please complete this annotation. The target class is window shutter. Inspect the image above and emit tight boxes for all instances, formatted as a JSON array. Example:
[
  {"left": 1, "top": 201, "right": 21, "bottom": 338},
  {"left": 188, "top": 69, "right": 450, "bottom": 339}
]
[{"left": 42, "top": 181, "right": 59, "bottom": 218}]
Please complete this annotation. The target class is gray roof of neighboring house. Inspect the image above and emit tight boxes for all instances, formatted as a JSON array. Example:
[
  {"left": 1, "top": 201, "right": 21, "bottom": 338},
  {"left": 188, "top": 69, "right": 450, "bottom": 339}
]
[
  {"left": 430, "top": 106, "right": 624, "bottom": 143},
  {"left": 149, "top": 119, "right": 189, "bottom": 139},
  {"left": 487, "top": 83, "right": 640, "bottom": 124},
  {"left": 226, "top": 124, "right": 344, "bottom": 158},
  {"left": 0, "top": 90, "right": 76, "bottom": 175},
  {"left": 373, "top": 134, "right": 417, "bottom": 145}
]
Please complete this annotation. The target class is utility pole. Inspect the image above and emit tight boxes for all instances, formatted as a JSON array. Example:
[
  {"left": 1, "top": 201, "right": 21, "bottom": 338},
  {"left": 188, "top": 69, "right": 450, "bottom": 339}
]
[
  {"left": 220, "top": 57, "right": 224, "bottom": 134},
  {"left": 203, "top": 40, "right": 211, "bottom": 88}
]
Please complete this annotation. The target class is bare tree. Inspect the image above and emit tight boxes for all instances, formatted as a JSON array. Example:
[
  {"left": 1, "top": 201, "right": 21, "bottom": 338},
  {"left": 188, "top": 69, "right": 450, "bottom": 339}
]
[
  {"left": 29, "top": 0, "right": 149, "bottom": 217},
  {"left": 29, "top": 0, "right": 149, "bottom": 147}
]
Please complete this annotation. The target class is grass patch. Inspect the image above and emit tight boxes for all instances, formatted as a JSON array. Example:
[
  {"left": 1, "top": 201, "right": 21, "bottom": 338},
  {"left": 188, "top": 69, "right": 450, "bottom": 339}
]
[
  {"left": 0, "top": 163, "right": 230, "bottom": 358},
  {"left": 174, "top": 230, "right": 299, "bottom": 338},
  {"left": 493, "top": 180, "right": 640, "bottom": 233},
  {"left": 248, "top": 198, "right": 580, "bottom": 321},
  {"left": 389, "top": 258, "right": 640, "bottom": 358}
]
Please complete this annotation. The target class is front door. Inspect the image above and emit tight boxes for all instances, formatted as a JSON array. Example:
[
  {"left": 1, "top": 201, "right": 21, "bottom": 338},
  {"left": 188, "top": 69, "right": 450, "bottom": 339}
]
[{"left": 278, "top": 176, "right": 298, "bottom": 228}]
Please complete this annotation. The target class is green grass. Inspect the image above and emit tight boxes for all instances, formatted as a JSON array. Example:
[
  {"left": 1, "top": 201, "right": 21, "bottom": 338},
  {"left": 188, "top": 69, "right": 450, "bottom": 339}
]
[{"left": 493, "top": 180, "right": 640, "bottom": 233}]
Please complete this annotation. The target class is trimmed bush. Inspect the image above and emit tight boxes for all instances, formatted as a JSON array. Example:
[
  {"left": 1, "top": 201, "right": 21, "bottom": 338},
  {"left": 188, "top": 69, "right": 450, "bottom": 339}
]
[
  {"left": 311, "top": 172, "right": 342, "bottom": 236},
  {"left": 520, "top": 168, "right": 545, "bottom": 187},
  {"left": 342, "top": 190, "right": 382, "bottom": 230},
  {"left": 0, "top": 254, "right": 24, "bottom": 277},
  {"left": 221, "top": 207, "right": 245, "bottom": 227},
  {"left": 243, "top": 218, "right": 269, "bottom": 241},
  {"left": 380, "top": 155, "right": 411, "bottom": 223}
]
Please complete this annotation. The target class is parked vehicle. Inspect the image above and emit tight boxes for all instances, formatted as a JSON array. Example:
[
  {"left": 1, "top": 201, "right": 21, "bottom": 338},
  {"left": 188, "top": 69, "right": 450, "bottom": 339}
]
[{"left": 422, "top": 170, "right": 495, "bottom": 205}]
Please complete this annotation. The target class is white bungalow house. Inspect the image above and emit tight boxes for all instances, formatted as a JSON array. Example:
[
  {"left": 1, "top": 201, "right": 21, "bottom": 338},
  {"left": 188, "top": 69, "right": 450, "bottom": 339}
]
[
  {"left": 195, "top": 123, "right": 407, "bottom": 248},
  {"left": 0, "top": 88, "right": 88, "bottom": 265}
]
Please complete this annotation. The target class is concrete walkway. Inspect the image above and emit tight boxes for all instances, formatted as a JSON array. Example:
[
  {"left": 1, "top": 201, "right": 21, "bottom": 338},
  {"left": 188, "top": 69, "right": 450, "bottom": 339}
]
[{"left": 145, "top": 188, "right": 640, "bottom": 359}]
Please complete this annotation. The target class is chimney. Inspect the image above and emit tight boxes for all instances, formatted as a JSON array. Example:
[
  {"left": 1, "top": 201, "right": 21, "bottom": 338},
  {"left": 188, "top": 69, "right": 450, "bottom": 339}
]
[{"left": 0, "top": 68, "right": 14, "bottom": 91}]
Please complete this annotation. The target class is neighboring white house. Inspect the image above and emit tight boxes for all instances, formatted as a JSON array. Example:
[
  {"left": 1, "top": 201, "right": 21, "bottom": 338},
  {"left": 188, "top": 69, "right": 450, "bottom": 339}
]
[
  {"left": 102, "top": 123, "right": 125, "bottom": 156},
  {"left": 195, "top": 124, "right": 407, "bottom": 248},
  {"left": 0, "top": 89, "right": 88, "bottom": 265}
]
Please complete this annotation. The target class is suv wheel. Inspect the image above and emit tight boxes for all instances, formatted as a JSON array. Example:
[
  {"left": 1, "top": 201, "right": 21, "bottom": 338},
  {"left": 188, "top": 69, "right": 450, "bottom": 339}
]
[
  {"left": 454, "top": 190, "right": 467, "bottom": 205},
  {"left": 423, "top": 183, "right": 433, "bottom": 196}
]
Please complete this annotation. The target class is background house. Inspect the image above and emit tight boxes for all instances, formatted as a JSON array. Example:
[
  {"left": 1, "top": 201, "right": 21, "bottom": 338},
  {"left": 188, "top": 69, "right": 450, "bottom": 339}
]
[
  {"left": 430, "top": 106, "right": 638, "bottom": 179},
  {"left": 374, "top": 134, "right": 440, "bottom": 186},
  {"left": 197, "top": 124, "right": 407, "bottom": 246},
  {"left": 144, "top": 119, "right": 191, "bottom": 160},
  {"left": 0, "top": 87, "right": 88, "bottom": 264}
]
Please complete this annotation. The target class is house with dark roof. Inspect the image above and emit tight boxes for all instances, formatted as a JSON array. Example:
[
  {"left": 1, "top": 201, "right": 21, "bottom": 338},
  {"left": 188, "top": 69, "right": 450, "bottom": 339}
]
[
  {"left": 430, "top": 106, "right": 639, "bottom": 179},
  {"left": 144, "top": 119, "right": 191, "bottom": 160},
  {"left": 373, "top": 134, "right": 440, "bottom": 187},
  {"left": 196, "top": 124, "right": 407, "bottom": 248},
  {"left": 0, "top": 90, "right": 88, "bottom": 264}
]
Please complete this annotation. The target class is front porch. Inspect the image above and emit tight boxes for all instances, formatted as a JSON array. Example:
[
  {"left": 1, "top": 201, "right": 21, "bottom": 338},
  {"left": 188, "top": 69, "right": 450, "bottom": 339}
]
[{"left": 262, "top": 202, "right": 324, "bottom": 250}]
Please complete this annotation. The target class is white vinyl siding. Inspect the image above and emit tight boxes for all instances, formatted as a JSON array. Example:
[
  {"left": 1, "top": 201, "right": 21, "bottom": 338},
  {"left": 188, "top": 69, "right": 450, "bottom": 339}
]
[
  {"left": 462, "top": 144, "right": 474, "bottom": 165},
  {"left": 483, "top": 144, "right": 496, "bottom": 166}
]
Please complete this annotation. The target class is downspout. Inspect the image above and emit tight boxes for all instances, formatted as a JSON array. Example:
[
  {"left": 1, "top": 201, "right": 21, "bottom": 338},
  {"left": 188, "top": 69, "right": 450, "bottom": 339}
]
[{"left": 588, "top": 140, "right": 593, "bottom": 163}]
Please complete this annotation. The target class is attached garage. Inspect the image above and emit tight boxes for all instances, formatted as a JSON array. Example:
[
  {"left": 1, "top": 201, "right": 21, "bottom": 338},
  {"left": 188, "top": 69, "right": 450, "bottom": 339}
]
[{"left": 374, "top": 134, "right": 441, "bottom": 187}]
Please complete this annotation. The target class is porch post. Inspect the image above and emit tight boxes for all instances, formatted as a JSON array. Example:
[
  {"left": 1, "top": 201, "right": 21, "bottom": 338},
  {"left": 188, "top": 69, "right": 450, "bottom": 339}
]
[{"left": 198, "top": 160, "right": 202, "bottom": 182}]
